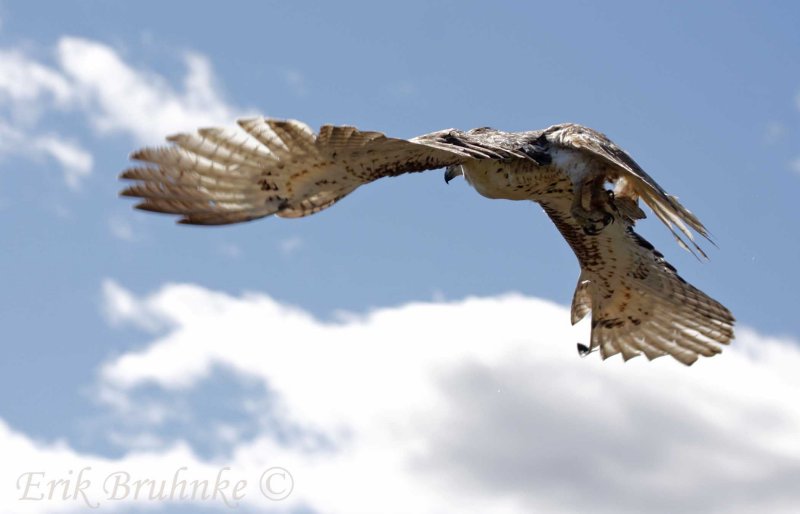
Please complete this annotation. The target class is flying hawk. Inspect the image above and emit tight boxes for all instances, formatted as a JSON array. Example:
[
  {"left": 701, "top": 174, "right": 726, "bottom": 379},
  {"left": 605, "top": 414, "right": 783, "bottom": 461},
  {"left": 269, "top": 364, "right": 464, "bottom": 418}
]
[{"left": 120, "top": 118, "right": 734, "bottom": 365}]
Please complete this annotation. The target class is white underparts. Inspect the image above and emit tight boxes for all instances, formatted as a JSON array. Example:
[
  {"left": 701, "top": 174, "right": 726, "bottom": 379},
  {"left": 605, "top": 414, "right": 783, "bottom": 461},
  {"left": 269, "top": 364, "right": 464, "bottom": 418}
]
[{"left": 550, "top": 148, "right": 593, "bottom": 185}]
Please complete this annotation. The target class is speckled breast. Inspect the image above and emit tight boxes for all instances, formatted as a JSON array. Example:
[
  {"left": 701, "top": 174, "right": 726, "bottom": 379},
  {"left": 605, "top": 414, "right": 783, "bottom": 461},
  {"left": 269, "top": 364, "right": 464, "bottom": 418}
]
[{"left": 461, "top": 159, "right": 573, "bottom": 202}]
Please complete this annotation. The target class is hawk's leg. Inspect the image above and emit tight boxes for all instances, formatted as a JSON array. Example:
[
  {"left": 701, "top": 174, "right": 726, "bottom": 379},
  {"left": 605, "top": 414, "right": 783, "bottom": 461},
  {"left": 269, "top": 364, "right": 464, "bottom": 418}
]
[{"left": 570, "top": 180, "right": 614, "bottom": 235}]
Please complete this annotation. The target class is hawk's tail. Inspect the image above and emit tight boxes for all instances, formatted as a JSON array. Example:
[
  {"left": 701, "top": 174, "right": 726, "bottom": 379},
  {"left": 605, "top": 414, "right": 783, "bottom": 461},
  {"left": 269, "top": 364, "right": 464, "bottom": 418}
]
[
  {"left": 537, "top": 191, "right": 736, "bottom": 366},
  {"left": 569, "top": 225, "right": 734, "bottom": 365}
]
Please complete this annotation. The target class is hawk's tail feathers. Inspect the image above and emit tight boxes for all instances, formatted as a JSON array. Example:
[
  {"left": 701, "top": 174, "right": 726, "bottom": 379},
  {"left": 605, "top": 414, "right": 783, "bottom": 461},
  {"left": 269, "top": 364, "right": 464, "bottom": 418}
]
[{"left": 570, "top": 229, "right": 734, "bottom": 366}]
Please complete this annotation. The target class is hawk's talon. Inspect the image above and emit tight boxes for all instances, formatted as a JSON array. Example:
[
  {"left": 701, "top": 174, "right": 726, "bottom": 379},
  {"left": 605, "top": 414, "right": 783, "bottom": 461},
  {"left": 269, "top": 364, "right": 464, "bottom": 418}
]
[
  {"left": 582, "top": 225, "right": 600, "bottom": 236},
  {"left": 572, "top": 205, "right": 614, "bottom": 236},
  {"left": 577, "top": 343, "right": 596, "bottom": 357},
  {"left": 581, "top": 213, "right": 613, "bottom": 235}
]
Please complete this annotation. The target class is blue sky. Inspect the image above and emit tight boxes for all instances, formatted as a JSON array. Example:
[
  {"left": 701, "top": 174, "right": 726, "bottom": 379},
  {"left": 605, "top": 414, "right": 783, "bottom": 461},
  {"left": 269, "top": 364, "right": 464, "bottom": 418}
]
[{"left": 1, "top": 1, "right": 800, "bottom": 512}]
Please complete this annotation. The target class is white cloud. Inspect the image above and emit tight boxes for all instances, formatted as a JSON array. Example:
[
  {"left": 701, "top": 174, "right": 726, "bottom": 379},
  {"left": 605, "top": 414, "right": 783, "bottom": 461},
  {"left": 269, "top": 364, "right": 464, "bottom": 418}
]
[
  {"left": 3, "top": 282, "right": 799, "bottom": 512},
  {"left": 91, "top": 282, "right": 800, "bottom": 512},
  {"left": 792, "top": 157, "right": 800, "bottom": 176},
  {"left": 0, "top": 419, "right": 224, "bottom": 513}
]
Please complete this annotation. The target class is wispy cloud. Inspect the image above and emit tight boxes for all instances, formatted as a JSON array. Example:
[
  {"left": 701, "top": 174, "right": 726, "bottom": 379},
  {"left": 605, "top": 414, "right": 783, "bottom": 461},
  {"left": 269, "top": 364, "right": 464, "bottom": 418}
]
[
  {"left": 33, "top": 136, "right": 93, "bottom": 188},
  {"left": 218, "top": 242, "right": 242, "bottom": 259},
  {"left": 0, "top": 46, "right": 91, "bottom": 187},
  {"left": 0, "top": 36, "right": 247, "bottom": 189},
  {"left": 278, "top": 235, "right": 303, "bottom": 256},
  {"left": 790, "top": 90, "right": 800, "bottom": 175},
  {"left": 57, "top": 39, "right": 244, "bottom": 142},
  {"left": 100, "top": 279, "right": 167, "bottom": 333},
  {"left": 778, "top": 91, "right": 800, "bottom": 175},
  {"left": 0, "top": 48, "right": 75, "bottom": 107},
  {"left": 283, "top": 69, "right": 308, "bottom": 97},
  {"left": 387, "top": 80, "right": 419, "bottom": 98},
  {"left": 0, "top": 120, "right": 92, "bottom": 189},
  {"left": 108, "top": 216, "right": 136, "bottom": 242},
  {"left": 763, "top": 121, "right": 785, "bottom": 144},
  {"left": 791, "top": 157, "right": 800, "bottom": 176}
]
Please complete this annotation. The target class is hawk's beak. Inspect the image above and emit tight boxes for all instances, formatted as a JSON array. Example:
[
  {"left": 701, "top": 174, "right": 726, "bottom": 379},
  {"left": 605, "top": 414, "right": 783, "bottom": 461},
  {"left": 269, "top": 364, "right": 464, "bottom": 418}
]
[{"left": 444, "top": 165, "right": 463, "bottom": 184}]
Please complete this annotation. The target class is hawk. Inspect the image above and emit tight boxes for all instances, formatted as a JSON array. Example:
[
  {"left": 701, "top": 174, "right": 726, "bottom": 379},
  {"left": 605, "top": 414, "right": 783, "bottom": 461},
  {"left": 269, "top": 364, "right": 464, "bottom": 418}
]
[{"left": 121, "top": 118, "right": 735, "bottom": 365}]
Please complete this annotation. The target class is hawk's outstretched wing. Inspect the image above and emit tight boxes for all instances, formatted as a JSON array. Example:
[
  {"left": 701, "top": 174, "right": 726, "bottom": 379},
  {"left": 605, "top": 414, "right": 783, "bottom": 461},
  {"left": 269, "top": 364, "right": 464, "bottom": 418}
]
[{"left": 121, "top": 118, "right": 468, "bottom": 225}]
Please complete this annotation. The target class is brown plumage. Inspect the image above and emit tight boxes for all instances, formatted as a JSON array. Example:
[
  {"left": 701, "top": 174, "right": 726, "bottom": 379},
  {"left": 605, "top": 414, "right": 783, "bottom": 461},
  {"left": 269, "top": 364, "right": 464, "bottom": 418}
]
[{"left": 121, "top": 117, "right": 734, "bottom": 365}]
